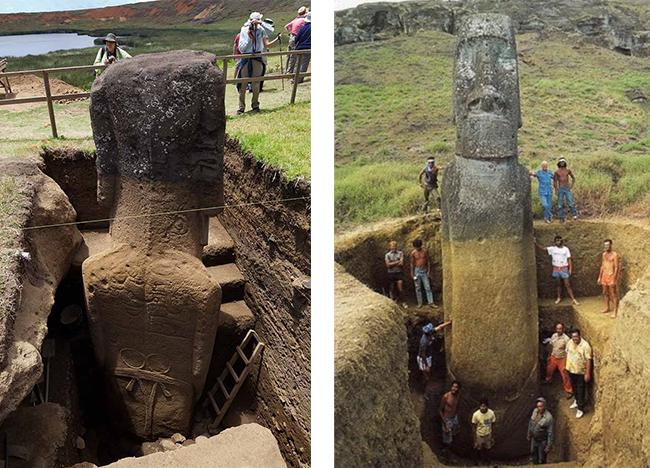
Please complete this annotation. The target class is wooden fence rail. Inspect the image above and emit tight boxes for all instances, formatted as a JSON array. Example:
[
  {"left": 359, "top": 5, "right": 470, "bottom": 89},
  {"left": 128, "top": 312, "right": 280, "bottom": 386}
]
[{"left": 0, "top": 49, "right": 310, "bottom": 139}]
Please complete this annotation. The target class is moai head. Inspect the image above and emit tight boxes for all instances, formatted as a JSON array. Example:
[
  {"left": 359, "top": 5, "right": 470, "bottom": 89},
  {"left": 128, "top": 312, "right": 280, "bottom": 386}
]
[
  {"left": 453, "top": 14, "right": 521, "bottom": 159},
  {"left": 90, "top": 50, "right": 225, "bottom": 254}
]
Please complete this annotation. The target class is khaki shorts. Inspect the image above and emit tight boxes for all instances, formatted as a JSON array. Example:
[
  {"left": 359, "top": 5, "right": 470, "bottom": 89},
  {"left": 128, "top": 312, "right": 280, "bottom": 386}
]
[{"left": 474, "top": 434, "right": 494, "bottom": 450}]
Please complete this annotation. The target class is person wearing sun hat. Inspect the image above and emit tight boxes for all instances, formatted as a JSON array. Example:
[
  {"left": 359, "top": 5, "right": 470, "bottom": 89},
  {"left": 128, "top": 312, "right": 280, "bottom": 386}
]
[
  {"left": 93, "top": 32, "right": 131, "bottom": 76},
  {"left": 236, "top": 12, "right": 282, "bottom": 114}
]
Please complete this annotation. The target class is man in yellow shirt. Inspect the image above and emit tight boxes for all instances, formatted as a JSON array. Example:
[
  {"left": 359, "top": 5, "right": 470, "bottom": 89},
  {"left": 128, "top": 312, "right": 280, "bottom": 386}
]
[
  {"left": 566, "top": 329, "right": 592, "bottom": 418},
  {"left": 471, "top": 398, "right": 496, "bottom": 462}
]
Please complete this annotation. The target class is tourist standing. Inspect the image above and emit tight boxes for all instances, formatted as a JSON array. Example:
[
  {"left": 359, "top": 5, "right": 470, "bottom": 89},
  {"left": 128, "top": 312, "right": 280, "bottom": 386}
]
[
  {"left": 417, "top": 321, "right": 452, "bottom": 384},
  {"left": 439, "top": 381, "right": 461, "bottom": 448},
  {"left": 385, "top": 240, "right": 406, "bottom": 306},
  {"left": 471, "top": 398, "right": 496, "bottom": 462},
  {"left": 93, "top": 33, "right": 131, "bottom": 76},
  {"left": 535, "top": 235, "right": 580, "bottom": 305},
  {"left": 293, "top": 12, "right": 311, "bottom": 83},
  {"left": 527, "top": 397, "right": 554, "bottom": 465},
  {"left": 236, "top": 12, "right": 281, "bottom": 114},
  {"left": 285, "top": 6, "right": 308, "bottom": 73},
  {"left": 530, "top": 160, "right": 554, "bottom": 223},
  {"left": 553, "top": 157, "right": 578, "bottom": 222},
  {"left": 598, "top": 239, "right": 621, "bottom": 318},
  {"left": 419, "top": 157, "right": 439, "bottom": 212},
  {"left": 409, "top": 239, "right": 437, "bottom": 308},
  {"left": 566, "top": 330, "right": 592, "bottom": 418},
  {"left": 544, "top": 322, "right": 573, "bottom": 397}
]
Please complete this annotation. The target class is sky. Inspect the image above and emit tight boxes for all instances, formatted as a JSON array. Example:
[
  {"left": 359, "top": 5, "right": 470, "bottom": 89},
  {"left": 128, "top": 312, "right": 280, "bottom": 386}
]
[
  {"left": 0, "top": 0, "right": 156, "bottom": 14},
  {"left": 334, "top": 0, "right": 411, "bottom": 11}
]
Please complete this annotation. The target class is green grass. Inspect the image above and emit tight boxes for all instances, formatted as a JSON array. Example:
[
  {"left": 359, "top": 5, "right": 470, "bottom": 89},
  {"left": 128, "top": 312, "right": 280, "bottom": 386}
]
[
  {"left": 335, "top": 30, "right": 650, "bottom": 228},
  {"left": 0, "top": 77, "right": 311, "bottom": 180}
]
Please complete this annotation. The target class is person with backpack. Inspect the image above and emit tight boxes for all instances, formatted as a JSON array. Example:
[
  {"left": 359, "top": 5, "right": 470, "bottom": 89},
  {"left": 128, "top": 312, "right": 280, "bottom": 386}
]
[
  {"left": 236, "top": 12, "right": 281, "bottom": 114},
  {"left": 285, "top": 7, "right": 308, "bottom": 73},
  {"left": 93, "top": 33, "right": 131, "bottom": 76},
  {"left": 292, "top": 12, "right": 311, "bottom": 84}
]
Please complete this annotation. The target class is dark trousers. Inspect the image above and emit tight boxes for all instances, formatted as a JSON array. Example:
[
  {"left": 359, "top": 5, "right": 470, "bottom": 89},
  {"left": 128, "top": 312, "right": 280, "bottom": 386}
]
[
  {"left": 531, "top": 439, "right": 547, "bottom": 464},
  {"left": 568, "top": 371, "right": 587, "bottom": 410}
]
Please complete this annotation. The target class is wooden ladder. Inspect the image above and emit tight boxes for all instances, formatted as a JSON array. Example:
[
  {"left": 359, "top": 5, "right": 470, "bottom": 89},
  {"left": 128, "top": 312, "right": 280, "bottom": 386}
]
[{"left": 204, "top": 329, "right": 265, "bottom": 432}]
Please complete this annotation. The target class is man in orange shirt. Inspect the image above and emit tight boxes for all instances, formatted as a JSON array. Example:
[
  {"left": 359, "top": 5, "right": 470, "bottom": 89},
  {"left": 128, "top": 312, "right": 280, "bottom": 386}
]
[{"left": 597, "top": 239, "right": 621, "bottom": 317}]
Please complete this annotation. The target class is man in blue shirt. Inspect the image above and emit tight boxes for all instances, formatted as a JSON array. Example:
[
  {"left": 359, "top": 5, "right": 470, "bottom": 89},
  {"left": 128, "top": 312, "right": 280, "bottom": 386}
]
[
  {"left": 237, "top": 12, "right": 281, "bottom": 114},
  {"left": 293, "top": 12, "right": 311, "bottom": 84},
  {"left": 531, "top": 161, "right": 554, "bottom": 223}
]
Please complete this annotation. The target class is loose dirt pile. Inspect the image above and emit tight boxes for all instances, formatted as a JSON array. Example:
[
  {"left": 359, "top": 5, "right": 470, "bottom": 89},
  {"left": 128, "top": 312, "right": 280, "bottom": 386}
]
[{"left": 1, "top": 74, "right": 86, "bottom": 110}]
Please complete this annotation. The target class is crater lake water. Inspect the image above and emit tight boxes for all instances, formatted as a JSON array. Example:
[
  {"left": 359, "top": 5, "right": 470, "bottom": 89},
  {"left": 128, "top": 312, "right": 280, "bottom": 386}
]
[{"left": 0, "top": 33, "right": 98, "bottom": 57}]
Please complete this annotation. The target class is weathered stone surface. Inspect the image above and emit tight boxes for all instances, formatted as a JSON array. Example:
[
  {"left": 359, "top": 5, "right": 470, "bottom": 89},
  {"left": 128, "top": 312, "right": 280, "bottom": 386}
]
[
  {"left": 335, "top": 0, "right": 650, "bottom": 57},
  {"left": 105, "top": 424, "right": 286, "bottom": 467},
  {"left": 441, "top": 14, "right": 538, "bottom": 458},
  {"left": 335, "top": 264, "right": 422, "bottom": 467},
  {"left": 0, "top": 158, "right": 82, "bottom": 424},
  {"left": 83, "top": 51, "right": 225, "bottom": 438}
]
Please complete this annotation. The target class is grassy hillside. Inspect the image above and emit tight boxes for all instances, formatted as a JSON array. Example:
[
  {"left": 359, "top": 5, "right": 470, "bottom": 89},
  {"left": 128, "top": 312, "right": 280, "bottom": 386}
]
[{"left": 335, "top": 30, "right": 650, "bottom": 228}]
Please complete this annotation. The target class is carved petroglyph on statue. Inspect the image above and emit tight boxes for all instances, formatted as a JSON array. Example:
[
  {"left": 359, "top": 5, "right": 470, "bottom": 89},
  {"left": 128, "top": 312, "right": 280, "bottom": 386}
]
[
  {"left": 83, "top": 50, "right": 225, "bottom": 437},
  {"left": 441, "top": 15, "right": 538, "bottom": 458}
]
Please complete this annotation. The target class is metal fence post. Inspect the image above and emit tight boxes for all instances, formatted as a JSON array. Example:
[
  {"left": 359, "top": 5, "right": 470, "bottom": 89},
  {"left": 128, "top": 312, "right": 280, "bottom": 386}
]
[
  {"left": 42, "top": 71, "right": 58, "bottom": 139},
  {"left": 290, "top": 53, "right": 302, "bottom": 105}
]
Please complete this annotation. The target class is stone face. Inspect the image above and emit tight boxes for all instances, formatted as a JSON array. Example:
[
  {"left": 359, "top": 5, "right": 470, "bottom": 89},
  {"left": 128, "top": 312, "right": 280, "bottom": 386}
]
[
  {"left": 441, "top": 14, "right": 538, "bottom": 458},
  {"left": 83, "top": 51, "right": 225, "bottom": 438}
]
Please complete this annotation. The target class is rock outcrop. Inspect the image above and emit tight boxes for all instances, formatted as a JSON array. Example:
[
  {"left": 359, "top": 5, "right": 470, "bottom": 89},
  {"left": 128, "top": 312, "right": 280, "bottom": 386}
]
[
  {"left": 83, "top": 50, "right": 225, "bottom": 438},
  {"left": 335, "top": 0, "right": 650, "bottom": 56},
  {"left": 335, "top": 264, "right": 422, "bottom": 467},
  {"left": 441, "top": 14, "right": 538, "bottom": 458},
  {"left": 0, "top": 158, "right": 82, "bottom": 423}
]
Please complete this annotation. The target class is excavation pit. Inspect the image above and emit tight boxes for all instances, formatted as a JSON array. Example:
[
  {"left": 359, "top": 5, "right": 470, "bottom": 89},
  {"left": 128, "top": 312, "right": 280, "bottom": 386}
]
[
  {"left": 335, "top": 214, "right": 650, "bottom": 466},
  {"left": 0, "top": 142, "right": 310, "bottom": 467}
]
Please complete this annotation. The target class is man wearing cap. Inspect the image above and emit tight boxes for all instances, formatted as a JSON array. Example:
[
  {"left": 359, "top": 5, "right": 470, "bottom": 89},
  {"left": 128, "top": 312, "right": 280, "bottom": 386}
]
[
  {"left": 527, "top": 397, "right": 554, "bottom": 464},
  {"left": 419, "top": 157, "right": 440, "bottom": 212},
  {"left": 93, "top": 33, "right": 131, "bottom": 75},
  {"left": 237, "top": 12, "right": 282, "bottom": 114},
  {"left": 285, "top": 7, "right": 308, "bottom": 73},
  {"left": 530, "top": 161, "right": 554, "bottom": 223},
  {"left": 553, "top": 157, "right": 578, "bottom": 222},
  {"left": 417, "top": 320, "right": 452, "bottom": 384}
]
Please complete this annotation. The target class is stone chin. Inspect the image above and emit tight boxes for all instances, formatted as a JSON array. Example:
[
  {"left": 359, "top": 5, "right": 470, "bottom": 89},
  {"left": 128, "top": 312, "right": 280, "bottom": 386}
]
[{"left": 456, "top": 113, "right": 518, "bottom": 159}]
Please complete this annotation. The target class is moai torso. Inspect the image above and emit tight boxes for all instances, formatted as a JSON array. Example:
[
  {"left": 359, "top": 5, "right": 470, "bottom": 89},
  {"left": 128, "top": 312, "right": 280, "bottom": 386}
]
[
  {"left": 83, "top": 51, "right": 225, "bottom": 438},
  {"left": 441, "top": 15, "right": 538, "bottom": 458}
]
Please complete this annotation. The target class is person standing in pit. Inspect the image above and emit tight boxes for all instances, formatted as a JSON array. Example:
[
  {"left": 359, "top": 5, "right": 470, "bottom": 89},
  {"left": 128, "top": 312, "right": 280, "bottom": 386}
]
[
  {"left": 385, "top": 240, "right": 406, "bottom": 306},
  {"left": 409, "top": 239, "right": 438, "bottom": 308},
  {"left": 566, "top": 329, "right": 592, "bottom": 419},
  {"left": 597, "top": 239, "right": 621, "bottom": 318},
  {"left": 472, "top": 398, "right": 496, "bottom": 463},
  {"left": 439, "top": 380, "right": 461, "bottom": 449},
  {"left": 535, "top": 235, "right": 580, "bottom": 305},
  {"left": 527, "top": 397, "right": 554, "bottom": 465},
  {"left": 553, "top": 157, "right": 578, "bottom": 222},
  {"left": 418, "top": 157, "right": 440, "bottom": 213},
  {"left": 530, "top": 160, "right": 554, "bottom": 223},
  {"left": 543, "top": 322, "right": 573, "bottom": 398},
  {"left": 417, "top": 321, "right": 452, "bottom": 385}
]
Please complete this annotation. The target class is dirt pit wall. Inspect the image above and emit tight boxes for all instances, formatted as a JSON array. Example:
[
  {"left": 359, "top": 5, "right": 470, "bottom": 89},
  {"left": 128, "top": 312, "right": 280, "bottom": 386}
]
[
  {"left": 218, "top": 139, "right": 311, "bottom": 467},
  {"left": 335, "top": 264, "right": 422, "bottom": 467}
]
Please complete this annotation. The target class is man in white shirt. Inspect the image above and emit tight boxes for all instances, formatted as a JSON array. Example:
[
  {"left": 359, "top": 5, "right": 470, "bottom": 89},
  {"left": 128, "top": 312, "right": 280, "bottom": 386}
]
[
  {"left": 566, "top": 329, "right": 592, "bottom": 418},
  {"left": 536, "top": 235, "right": 579, "bottom": 305}
]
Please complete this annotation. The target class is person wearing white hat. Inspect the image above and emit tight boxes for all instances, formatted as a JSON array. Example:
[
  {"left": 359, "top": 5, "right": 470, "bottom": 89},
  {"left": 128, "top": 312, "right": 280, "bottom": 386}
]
[
  {"left": 236, "top": 12, "right": 282, "bottom": 114},
  {"left": 285, "top": 7, "right": 309, "bottom": 73},
  {"left": 553, "top": 156, "right": 578, "bottom": 222}
]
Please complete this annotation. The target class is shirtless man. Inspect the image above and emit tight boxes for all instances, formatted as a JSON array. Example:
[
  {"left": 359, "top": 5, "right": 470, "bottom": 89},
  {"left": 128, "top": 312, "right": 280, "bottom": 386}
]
[
  {"left": 553, "top": 157, "right": 578, "bottom": 222},
  {"left": 410, "top": 239, "right": 438, "bottom": 308},
  {"left": 439, "top": 381, "right": 461, "bottom": 448},
  {"left": 597, "top": 239, "right": 621, "bottom": 317}
]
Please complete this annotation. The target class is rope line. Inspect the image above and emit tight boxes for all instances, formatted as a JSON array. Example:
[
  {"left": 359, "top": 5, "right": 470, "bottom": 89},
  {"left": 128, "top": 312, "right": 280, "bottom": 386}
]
[{"left": 21, "top": 196, "right": 309, "bottom": 231}]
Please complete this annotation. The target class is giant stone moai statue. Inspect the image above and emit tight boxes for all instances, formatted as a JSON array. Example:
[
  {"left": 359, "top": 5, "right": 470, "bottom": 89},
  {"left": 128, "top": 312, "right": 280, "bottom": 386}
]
[
  {"left": 83, "top": 50, "right": 224, "bottom": 438},
  {"left": 441, "top": 15, "right": 538, "bottom": 457}
]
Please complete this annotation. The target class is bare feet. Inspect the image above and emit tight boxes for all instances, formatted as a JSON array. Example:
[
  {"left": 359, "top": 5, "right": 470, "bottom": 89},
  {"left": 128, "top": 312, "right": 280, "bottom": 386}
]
[
  {"left": 609, "top": 312, "right": 617, "bottom": 318},
  {"left": 555, "top": 297, "right": 561, "bottom": 304},
  {"left": 600, "top": 308, "right": 610, "bottom": 314},
  {"left": 572, "top": 299, "right": 580, "bottom": 305}
]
